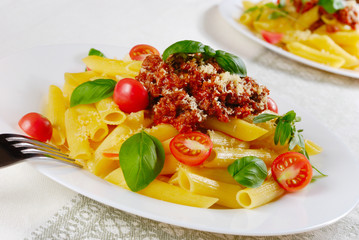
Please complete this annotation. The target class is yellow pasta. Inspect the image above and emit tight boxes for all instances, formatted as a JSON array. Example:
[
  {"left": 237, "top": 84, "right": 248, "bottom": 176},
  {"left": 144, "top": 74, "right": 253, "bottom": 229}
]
[
  {"left": 304, "top": 34, "right": 359, "bottom": 68},
  {"left": 105, "top": 168, "right": 219, "bottom": 208},
  {"left": 286, "top": 42, "right": 346, "bottom": 68},
  {"left": 83, "top": 56, "right": 142, "bottom": 78},
  {"left": 204, "top": 117, "right": 268, "bottom": 141},
  {"left": 46, "top": 85, "right": 67, "bottom": 146},
  {"left": 203, "top": 146, "right": 277, "bottom": 168},
  {"left": 236, "top": 178, "right": 285, "bottom": 209},
  {"left": 238, "top": 0, "right": 359, "bottom": 71},
  {"left": 95, "top": 97, "right": 126, "bottom": 125},
  {"left": 177, "top": 166, "right": 243, "bottom": 208}
]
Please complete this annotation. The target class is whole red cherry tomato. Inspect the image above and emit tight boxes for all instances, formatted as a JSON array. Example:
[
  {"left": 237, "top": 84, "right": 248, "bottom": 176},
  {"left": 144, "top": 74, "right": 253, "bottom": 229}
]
[
  {"left": 18, "top": 112, "right": 52, "bottom": 142},
  {"left": 113, "top": 78, "right": 149, "bottom": 113}
]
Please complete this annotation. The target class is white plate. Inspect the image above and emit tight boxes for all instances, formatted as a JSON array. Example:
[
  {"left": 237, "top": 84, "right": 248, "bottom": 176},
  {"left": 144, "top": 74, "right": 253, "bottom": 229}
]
[
  {"left": 218, "top": 0, "right": 359, "bottom": 79},
  {"left": 1, "top": 44, "right": 359, "bottom": 236}
]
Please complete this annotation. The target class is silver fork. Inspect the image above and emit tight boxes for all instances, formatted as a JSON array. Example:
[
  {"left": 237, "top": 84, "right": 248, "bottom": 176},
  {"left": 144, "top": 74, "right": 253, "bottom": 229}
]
[{"left": 0, "top": 133, "right": 82, "bottom": 168}]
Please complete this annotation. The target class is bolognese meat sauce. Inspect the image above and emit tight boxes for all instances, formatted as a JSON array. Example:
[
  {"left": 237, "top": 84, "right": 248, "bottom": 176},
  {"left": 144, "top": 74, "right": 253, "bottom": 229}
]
[{"left": 136, "top": 53, "right": 269, "bottom": 133}]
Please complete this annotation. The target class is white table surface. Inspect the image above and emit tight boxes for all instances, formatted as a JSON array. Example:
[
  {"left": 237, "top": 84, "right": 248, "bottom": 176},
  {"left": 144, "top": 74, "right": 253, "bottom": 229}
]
[{"left": 1, "top": 0, "right": 359, "bottom": 239}]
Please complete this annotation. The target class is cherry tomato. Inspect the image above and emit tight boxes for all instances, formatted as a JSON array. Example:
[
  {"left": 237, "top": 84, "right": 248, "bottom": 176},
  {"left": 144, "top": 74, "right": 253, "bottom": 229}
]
[
  {"left": 271, "top": 152, "right": 312, "bottom": 192},
  {"left": 18, "top": 112, "right": 52, "bottom": 142},
  {"left": 170, "top": 132, "right": 213, "bottom": 166},
  {"left": 113, "top": 78, "right": 149, "bottom": 113},
  {"left": 129, "top": 44, "right": 160, "bottom": 61},
  {"left": 261, "top": 30, "right": 284, "bottom": 44},
  {"left": 267, "top": 97, "right": 278, "bottom": 113}
]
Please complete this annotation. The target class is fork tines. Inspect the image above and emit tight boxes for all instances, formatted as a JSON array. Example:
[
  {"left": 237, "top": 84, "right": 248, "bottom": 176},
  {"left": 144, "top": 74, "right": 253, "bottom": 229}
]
[{"left": 1, "top": 133, "right": 82, "bottom": 167}]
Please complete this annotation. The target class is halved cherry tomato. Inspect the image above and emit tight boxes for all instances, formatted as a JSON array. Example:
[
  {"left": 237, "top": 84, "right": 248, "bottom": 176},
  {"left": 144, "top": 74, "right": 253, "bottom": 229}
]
[
  {"left": 129, "top": 44, "right": 160, "bottom": 61},
  {"left": 261, "top": 30, "right": 284, "bottom": 44},
  {"left": 170, "top": 132, "right": 213, "bottom": 166},
  {"left": 267, "top": 97, "right": 278, "bottom": 113},
  {"left": 113, "top": 78, "right": 149, "bottom": 113},
  {"left": 271, "top": 152, "right": 312, "bottom": 192},
  {"left": 18, "top": 112, "right": 52, "bottom": 142}
]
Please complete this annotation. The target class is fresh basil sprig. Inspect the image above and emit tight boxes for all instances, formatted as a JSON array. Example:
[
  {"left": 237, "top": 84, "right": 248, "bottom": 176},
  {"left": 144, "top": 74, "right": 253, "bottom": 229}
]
[
  {"left": 119, "top": 131, "right": 165, "bottom": 192},
  {"left": 253, "top": 110, "right": 327, "bottom": 177},
  {"left": 70, "top": 79, "right": 117, "bottom": 107},
  {"left": 228, "top": 156, "right": 267, "bottom": 188},
  {"left": 162, "top": 40, "right": 247, "bottom": 77},
  {"left": 318, "top": 0, "right": 345, "bottom": 14},
  {"left": 253, "top": 110, "right": 306, "bottom": 153}
]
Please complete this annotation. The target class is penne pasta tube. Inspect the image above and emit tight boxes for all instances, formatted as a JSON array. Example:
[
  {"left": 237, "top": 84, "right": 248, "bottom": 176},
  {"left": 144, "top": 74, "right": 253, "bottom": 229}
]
[
  {"left": 207, "top": 130, "right": 250, "bottom": 148},
  {"left": 203, "top": 146, "right": 276, "bottom": 168},
  {"left": 105, "top": 168, "right": 219, "bottom": 208},
  {"left": 236, "top": 178, "right": 285, "bottom": 209},
  {"left": 178, "top": 167, "right": 243, "bottom": 208},
  {"left": 295, "top": 6, "right": 320, "bottom": 31},
  {"left": 64, "top": 107, "right": 93, "bottom": 161},
  {"left": 144, "top": 124, "right": 179, "bottom": 142},
  {"left": 304, "top": 34, "right": 359, "bottom": 68},
  {"left": 204, "top": 117, "right": 268, "bottom": 141},
  {"left": 46, "top": 85, "right": 67, "bottom": 146},
  {"left": 286, "top": 42, "right": 346, "bottom": 68},
  {"left": 83, "top": 56, "right": 142, "bottom": 78},
  {"left": 328, "top": 31, "right": 359, "bottom": 45},
  {"left": 181, "top": 165, "right": 239, "bottom": 185},
  {"left": 95, "top": 97, "right": 126, "bottom": 125},
  {"left": 74, "top": 104, "right": 109, "bottom": 142}
]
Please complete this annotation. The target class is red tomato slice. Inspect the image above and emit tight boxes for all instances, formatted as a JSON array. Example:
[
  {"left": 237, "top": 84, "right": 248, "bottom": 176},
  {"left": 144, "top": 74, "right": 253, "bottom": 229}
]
[
  {"left": 113, "top": 78, "right": 149, "bottom": 113},
  {"left": 267, "top": 97, "right": 278, "bottom": 113},
  {"left": 129, "top": 44, "right": 160, "bottom": 61},
  {"left": 170, "top": 132, "right": 213, "bottom": 166},
  {"left": 18, "top": 112, "right": 52, "bottom": 142},
  {"left": 271, "top": 152, "right": 312, "bottom": 192},
  {"left": 261, "top": 30, "right": 284, "bottom": 44}
]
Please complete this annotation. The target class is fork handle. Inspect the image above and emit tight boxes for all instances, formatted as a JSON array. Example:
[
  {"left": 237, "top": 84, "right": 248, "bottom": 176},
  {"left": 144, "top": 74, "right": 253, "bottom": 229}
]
[{"left": 0, "top": 143, "right": 24, "bottom": 167}]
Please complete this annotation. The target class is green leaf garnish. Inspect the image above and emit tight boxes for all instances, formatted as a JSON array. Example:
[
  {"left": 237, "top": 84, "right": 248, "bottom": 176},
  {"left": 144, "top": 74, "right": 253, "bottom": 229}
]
[
  {"left": 253, "top": 110, "right": 327, "bottom": 178},
  {"left": 318, "top": 0, "right": 345, "bottom": 14},
  {"left": 162, "top": 40, "right": 247, "bottom": 77},
  {"left": 88, "top": 48, "right": 105, "bottom": 58},
  {"left": 119, "top": 131, "right": 165, "bottom": 192},
  {"left": 70, "top": 79, "right": 117, "bottom": 107},
  {"left": 228, "top": 156, "right": 267, "bottom": 188}
]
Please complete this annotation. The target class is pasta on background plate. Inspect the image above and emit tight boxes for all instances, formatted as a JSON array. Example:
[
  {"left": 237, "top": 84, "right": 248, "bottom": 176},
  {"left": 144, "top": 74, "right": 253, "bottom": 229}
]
[
  {"left": 239, "top": 0, "right": 359, "bottom": 71},
  {"left": 18, "top": 41, "right": 324, "bottom": 210}
]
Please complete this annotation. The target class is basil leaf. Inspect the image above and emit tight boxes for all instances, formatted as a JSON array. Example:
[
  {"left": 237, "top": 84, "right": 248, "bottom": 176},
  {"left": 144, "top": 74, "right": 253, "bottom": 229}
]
[
  {"left": 162, "top": 40, "right": 247, "bottom": 76},
  {"left": 282, "top": 110, "right": 296, "bottom": 122},
  {"left": 228, "top": 156, "right": 267, "bottom": 188},
  {"left": 88, "top": 48, "right": 105, "bottom": 57},
  {"left": 318, "top": 0, "right": 345, "bottom": 14},
  {"left": 119, "top": 131, "right": 165, "bottom": 192},
  {"left": 215, "top": 50, "right": 247, "bottom": 77},
  {"left": 162, "top": 40, "right": 208, "bottom": 61},
  {"left": 70, "top": 79, "right": 116, "bottom": 107},
  {"left": 253, "top": 113, "right": 278, "bottom": 123},
  {"left": 146, "top": 132, "right": 166, "bottom": 163}
]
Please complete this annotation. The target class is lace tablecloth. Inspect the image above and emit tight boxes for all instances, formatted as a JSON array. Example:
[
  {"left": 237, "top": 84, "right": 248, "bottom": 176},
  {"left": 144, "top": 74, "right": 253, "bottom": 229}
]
[{"left": 0, "top": 0, "right": 359, "bottom": 239}]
